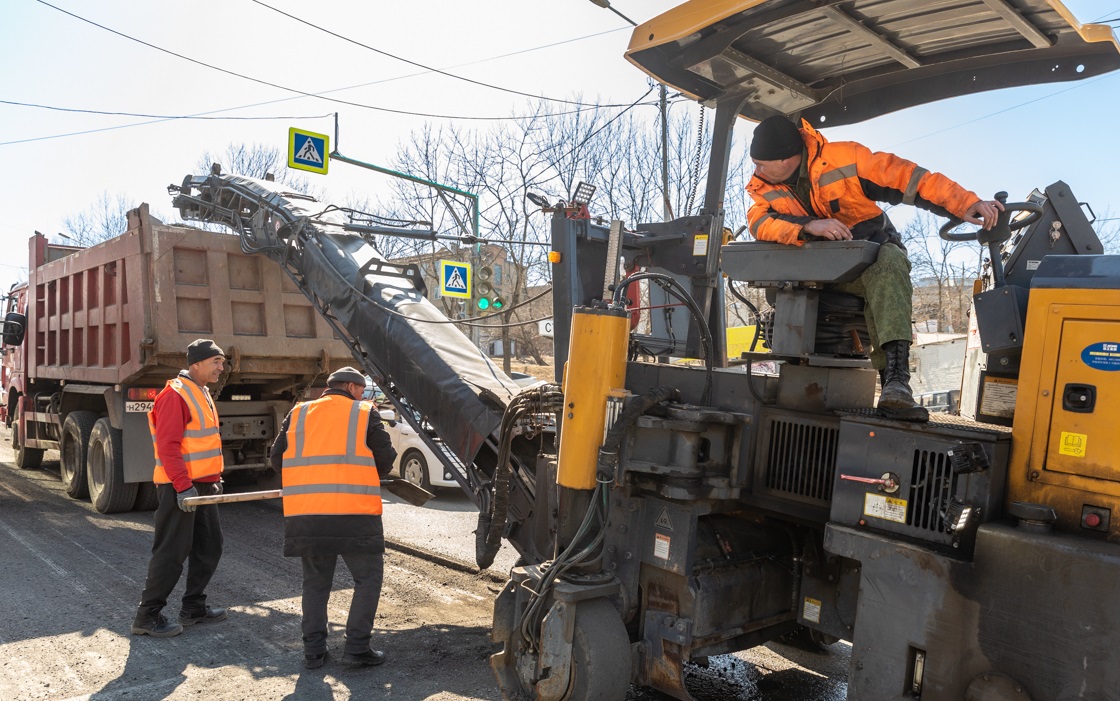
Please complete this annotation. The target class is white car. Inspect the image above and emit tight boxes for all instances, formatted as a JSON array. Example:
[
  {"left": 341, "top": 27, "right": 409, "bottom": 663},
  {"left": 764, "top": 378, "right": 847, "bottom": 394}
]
[{"left": 378, "top": 408, "right": 458, "bottom": 490}]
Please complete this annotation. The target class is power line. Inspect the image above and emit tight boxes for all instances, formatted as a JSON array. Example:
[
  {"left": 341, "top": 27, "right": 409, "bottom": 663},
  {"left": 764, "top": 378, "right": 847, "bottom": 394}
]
[
  {"left": 0, "top": 99, "right": 332, "bottom": 121},
  {"left": 32, "top": 0, "right": 640, "bottom": 124},
  {"left": 251, "top": 0, "right": 595, "bottom": 107}
]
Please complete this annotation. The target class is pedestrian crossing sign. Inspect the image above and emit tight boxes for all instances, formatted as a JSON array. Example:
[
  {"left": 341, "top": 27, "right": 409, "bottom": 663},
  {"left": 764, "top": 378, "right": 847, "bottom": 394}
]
[
  {"left": 288, "top": 127, "right": 330, "bottom": 174},
  {"left": 440, "top": 260, "right": 471, "bottom": 299}
]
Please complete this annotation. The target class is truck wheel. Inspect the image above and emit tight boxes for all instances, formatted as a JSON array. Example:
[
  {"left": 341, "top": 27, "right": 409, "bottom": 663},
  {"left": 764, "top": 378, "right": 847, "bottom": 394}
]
[
  {"left": 86, "top": 418, "right": 137, "bottom": 514},
  {"left": 13, "top": 420, "right": 44, "bottom": 470},
  {"left": 133, "top": 482, "right": 160, "bottom": 511},
  {"left": 401, "top": 449, "right": 432, "bottom": 490},
  {"left": 60, "top": 411, "right": 97, "bottom": 499}
]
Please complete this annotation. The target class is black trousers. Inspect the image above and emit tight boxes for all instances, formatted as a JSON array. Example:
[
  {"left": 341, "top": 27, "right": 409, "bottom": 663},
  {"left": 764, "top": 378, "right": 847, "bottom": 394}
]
[
  {"left": 301, "top": 551, "right": 384, "bottom": 655},
  {"left": 135, "top": 483, "right": 223, "bottom": 621}
]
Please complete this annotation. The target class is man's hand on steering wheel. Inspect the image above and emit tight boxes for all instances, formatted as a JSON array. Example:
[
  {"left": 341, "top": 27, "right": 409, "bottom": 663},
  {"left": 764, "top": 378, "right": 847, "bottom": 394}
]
[
  {"left": 802, "top": 218, "right": 853, "bottom": 240},
  {"left": 962, "top": 199, "right": 1005, "bottom": 231}
]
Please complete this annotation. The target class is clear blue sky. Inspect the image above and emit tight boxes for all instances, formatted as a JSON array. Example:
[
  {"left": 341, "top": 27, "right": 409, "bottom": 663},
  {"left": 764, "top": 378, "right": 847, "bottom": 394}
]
[{"left": 2, "top": 0, "right": 1118, "bottom": 293}]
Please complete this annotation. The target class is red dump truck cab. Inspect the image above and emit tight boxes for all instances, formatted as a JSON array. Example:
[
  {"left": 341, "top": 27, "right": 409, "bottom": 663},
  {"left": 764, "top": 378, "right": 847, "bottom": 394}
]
[{"left": 1, "top": 205, "right": 353, "bottom": 513}]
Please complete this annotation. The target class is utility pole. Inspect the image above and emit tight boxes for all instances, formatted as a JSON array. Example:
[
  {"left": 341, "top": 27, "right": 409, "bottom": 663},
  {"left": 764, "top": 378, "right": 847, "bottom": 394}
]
[{"left": 588, "top": 1, "right": 670, "bottom": 221}]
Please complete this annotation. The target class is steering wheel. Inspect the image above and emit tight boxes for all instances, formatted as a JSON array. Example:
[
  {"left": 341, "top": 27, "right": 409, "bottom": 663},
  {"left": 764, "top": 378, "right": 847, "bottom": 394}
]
[{"left": 938, "top": 191, "right": 1044, "bottom": 245}]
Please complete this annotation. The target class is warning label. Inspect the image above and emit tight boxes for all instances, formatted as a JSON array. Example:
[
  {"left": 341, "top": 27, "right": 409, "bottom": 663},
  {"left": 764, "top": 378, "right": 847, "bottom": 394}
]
[
  {"left": 802, "top": 597, "right": 822, "bottom": 624},
  {"left": 654, "top": 533, "right": 671, "bottom": 560},
  {"left": 864, "top": 493, "right": 908, "bottom": 524},
  {"left": 979, "top": 377, "right": 1018, "bottom": 419}
]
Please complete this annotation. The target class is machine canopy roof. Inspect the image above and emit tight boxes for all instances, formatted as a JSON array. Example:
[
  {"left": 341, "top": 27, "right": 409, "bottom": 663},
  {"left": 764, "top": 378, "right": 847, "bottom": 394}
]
[{"left": 625, "top": 0, "right": 1120, "bottom": 126}]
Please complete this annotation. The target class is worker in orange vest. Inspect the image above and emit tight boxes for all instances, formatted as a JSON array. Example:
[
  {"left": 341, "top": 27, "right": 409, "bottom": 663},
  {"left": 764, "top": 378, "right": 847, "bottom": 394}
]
[
  {"left": 132, "top": 338, "right": 227, "bottom": 638},
  {"left": 269, "top": 366, "right": 397, "bottom": 669},
  {"left": 746, "top": 116, "right": 1004, "bottom": 421}
]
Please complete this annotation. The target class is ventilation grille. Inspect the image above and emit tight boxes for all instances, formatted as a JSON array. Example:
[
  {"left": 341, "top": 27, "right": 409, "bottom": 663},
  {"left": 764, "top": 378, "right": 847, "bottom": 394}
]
[
  {"left": 907, "top": 449, "right": 955, "bottom": 532},
  {"left": 764, "top": 418, "right": 839, "bottom": 504}
]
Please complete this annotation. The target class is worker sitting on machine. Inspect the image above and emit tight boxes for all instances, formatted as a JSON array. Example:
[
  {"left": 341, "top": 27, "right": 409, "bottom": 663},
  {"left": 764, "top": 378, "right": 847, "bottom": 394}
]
[{"left": 746, "top": 115, "right": 1004, "bottom": 421}]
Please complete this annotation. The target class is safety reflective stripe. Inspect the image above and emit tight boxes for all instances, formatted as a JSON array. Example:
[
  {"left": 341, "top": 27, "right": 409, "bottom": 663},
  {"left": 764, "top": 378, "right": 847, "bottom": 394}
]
[
  {"left": 293, "top": 403, "right": 307, "bottom": 459},
  {"left": 762, "top": 189, "right": 798, "bottom": 203},
  {"left": 818, "top": 163, "right": 857, "bottom": 188},
  {"left": 346, "top": 400, "right": 361, "bottom": 462},
  {"left": 176, "top": 381, "right": 213, "bottom": 430},
  {"left": 750, "top": 213, "right": 773, "bottom": 237},
  {"left": 183, "top": 427, "right": 219, "bottom": 439},
  {"left": 282, "top": 484, "right": 382, "bottom": 496},
  {"left": 283, "top": 455, "right": 379, "bottom": 468},
  {"left": 181, "top": 447, "right": 224, "bottom": 462},
  {"left": 902, "top": 166, "right": 928, "bottom": 205}
]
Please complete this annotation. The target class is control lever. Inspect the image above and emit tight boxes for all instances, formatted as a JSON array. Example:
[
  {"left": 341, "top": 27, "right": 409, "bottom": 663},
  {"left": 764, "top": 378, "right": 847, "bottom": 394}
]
[{"left": 840, "top": 472, "right": 900, "bottom": 494}]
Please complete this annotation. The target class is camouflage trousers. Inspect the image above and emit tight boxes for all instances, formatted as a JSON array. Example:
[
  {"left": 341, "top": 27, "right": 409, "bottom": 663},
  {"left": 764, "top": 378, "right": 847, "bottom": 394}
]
[{"left": 829, "top": 242, "right": 912, "bottom": 371}]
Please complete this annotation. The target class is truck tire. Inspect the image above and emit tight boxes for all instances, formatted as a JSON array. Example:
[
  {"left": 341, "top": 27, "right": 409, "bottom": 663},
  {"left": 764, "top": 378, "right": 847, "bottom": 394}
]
[
  {"left": 86, "top": 418, "right": 137, "bottom": 514},
  {"left": 133, "top": 482, "right": 160, "bottom": 511},
  {"left": 60, "top": 411, "right": 97, "bottom": 499},
  {"left": 13, "top": 420, "right": 44, "bottom": 470}
]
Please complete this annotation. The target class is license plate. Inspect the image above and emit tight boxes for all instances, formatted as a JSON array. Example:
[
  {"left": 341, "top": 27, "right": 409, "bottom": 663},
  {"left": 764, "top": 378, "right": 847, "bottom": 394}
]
[{"left": 125, "top": 401, "right": 154, "bottom": 413}]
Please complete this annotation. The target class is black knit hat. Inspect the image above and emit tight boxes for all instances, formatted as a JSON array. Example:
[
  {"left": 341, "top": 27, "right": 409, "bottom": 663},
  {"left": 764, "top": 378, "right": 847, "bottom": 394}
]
[
  {"left": 186, "top": 339, "right": 224, "bottom": 365},
  {"left": 327, "top": 366, "right": 366, "bottom": 386},
  {"left": 749, "top": 116, "right": 803, "bottom": 161}
]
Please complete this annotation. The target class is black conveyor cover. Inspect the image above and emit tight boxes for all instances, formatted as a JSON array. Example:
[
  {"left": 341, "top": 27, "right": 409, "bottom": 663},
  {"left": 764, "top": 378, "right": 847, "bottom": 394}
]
[{"left": 172, "top": 173, "right": 521, "bottom": 468}]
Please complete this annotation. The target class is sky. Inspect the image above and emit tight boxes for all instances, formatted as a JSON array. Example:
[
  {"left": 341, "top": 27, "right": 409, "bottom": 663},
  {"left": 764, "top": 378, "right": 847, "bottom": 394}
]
[{"left": 2, "top": 0, "right": 1120, "bottom": 294}]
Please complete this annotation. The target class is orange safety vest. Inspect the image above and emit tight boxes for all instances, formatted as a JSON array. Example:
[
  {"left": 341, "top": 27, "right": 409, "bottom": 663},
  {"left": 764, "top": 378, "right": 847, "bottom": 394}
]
[
  {"left": 747, "top": 119, "right": 979, "bottom": 246},
  {"left": 281, "top": 395, "right": 383, "bottom": 517},
  {"left": 149, "top": 376, "right": 224, "bottom": 484}
]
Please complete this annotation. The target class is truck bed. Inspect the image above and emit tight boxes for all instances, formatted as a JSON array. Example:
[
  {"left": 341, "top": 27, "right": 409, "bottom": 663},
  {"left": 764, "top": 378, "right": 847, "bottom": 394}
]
[{"left": 27, "top": 204, "right": 350, "bottom": 387}]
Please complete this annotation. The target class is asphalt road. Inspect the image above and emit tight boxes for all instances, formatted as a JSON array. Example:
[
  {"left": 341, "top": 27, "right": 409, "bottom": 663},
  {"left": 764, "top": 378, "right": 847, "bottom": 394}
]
[{"left": 0, "top": 425, "right": 848, "bottom": 700}]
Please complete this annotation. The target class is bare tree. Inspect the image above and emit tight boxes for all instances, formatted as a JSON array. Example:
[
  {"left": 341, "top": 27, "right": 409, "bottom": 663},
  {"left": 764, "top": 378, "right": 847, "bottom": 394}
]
[
  {"left": 1092, "top": 209, "right": 1120, "bottom": 253},
  {"left": 61, "top": 191, "right": 138, "bottom": 245},
  {"left": 900, "top": 210, "right": 976, "bottom": 334},
  {"left": 194, "top": 142, "right": 314, "bottom": 193}
]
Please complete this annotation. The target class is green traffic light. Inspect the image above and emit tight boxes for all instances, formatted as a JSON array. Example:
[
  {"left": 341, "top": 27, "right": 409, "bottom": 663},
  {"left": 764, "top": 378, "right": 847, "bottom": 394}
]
[
  {"left": 478, "top": 298, "right": 491, "bottom": 310},
  {"left": 492, "top": 299, "right": 504, "bottom": 310}
]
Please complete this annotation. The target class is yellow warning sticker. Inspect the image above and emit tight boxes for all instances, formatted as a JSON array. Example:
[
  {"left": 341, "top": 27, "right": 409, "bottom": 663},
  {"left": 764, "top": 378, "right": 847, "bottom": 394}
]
[
  {"left": 864, "top": 493, "right": 908, "bottom": 524},
  {"left": 1059, "top": 432, "right": 1087, "bottom": 458},
  {"left": 692, "top": 234, "right": 708, "bottom": 256},
  {"left": 802, "top": 597, "right": 822, "bottom": 624}
]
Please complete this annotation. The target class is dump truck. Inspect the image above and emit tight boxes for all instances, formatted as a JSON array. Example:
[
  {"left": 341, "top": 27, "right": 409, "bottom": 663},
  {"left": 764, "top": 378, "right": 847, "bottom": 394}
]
[
  {"left": 0, "top": 204, "right": 352, "bottom": 513},
  {"left": 166, "top": 1, "right": 1120, "bottom": 699}
]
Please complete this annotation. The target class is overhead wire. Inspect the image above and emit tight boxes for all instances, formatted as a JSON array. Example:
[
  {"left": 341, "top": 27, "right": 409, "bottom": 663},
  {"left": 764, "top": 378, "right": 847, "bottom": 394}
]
[
  {"left": 28, "top": 1, "right": 648, "bottom": 126},
  {"left": 251, "top": 0, "right": 599, "bottom": 107},
  {"left": 0, "top": 99, "right": 332, "bottom": 121}
]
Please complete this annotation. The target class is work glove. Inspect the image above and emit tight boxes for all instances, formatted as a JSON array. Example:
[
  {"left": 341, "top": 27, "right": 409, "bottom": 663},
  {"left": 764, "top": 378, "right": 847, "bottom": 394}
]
[{"left": 176, "top": 486, "right": 200, "bottom": 513}]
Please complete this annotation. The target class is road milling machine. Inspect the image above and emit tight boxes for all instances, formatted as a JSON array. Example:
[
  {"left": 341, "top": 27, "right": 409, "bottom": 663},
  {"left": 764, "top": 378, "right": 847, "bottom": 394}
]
[{"left": 168, "top": 1, "right": 1120, "bottom": 699}]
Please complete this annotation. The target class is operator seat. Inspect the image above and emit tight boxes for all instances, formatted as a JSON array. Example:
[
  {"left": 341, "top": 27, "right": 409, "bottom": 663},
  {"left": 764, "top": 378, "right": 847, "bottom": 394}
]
[{"left": 722, "top": 240, "right": 879, "bottom": 362}]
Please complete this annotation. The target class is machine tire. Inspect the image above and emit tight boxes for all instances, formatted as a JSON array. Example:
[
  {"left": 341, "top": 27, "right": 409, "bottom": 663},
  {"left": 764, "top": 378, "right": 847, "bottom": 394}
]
[
  {"left": 13, "top": 420, "right": 44, "bottom": 470},
  {"left": 86, "top": 418, "right": 137, "bottom": 514},
  {"left": 566, "top": 599, "right": 632, "bottom": 701},
  {"left": 400, "top": 449, "right": 432, "bottom": 490},
  {"left": 133, "top": 481, "right": 160, "bottom": 511},
  {"left": 59, "top": 411, "right": 97, "bottom": 499}
]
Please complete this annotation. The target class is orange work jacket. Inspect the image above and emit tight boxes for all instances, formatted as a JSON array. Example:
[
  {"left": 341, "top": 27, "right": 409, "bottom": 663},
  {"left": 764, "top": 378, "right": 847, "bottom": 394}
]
[
  {"left": 747, "top": 119, "right": 980, "bottom": 246},
  {"left": 149, "top": 377, "right": 224, "bottom": 484},
  {"left": 281, "top": 395, "right": 383, "bottom": 517}
]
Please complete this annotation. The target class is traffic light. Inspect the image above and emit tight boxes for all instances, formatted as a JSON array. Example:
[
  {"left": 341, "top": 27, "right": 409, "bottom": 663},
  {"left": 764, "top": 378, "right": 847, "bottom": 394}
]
[{"left": 474, "top": 267, "right": 506, "bottom": 312}]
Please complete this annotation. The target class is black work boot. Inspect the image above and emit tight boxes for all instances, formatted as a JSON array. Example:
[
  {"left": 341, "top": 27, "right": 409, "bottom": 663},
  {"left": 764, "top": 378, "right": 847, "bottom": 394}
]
[
  {"left": 877, "top": 340, "right": 928, "bottom": 422},
  {"left": 131, "top": 613, "right": 184, "bottom": 638},
  {"left": 342, "top": 648, "right": 386, "bottom": 667},
  {"left": 179, "top": 606, "right": 228, "bottom": 626}
]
